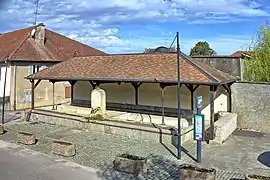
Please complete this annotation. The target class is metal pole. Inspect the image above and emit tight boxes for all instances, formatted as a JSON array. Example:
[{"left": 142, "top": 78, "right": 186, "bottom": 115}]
[
  {"left": 13, "top": 65, "right": 17, "bottom": 110},
  {"left": 176, "top": 32, "right": 182, "bottom": 160},
  {"left": 196, "top": 97, "right": 202, "bottom": 163},
  {"left": 1, "top": 61, "right": 9, "bottom": 124}
]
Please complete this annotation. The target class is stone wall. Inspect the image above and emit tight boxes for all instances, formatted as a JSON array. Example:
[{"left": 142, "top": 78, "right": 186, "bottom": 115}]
[
  {"left": 191, "top": 56, "right": 243, "bottom": 79},
  {"left": 231, "top": 82, "right": 270, "bottom": 133}
]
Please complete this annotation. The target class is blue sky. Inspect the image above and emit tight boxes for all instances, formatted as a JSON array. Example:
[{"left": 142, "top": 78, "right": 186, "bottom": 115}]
[{"left": 0, "top": 0, "right": 269, "bottom": 55}]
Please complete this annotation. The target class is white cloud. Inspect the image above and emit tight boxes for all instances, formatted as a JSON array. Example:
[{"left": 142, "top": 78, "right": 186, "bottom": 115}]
[{"left": 0, "top": 0, "right": 267, "bottom": 54}]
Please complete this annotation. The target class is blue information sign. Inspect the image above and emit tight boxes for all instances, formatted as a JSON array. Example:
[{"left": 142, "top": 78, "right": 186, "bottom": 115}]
[{"left": 194, "top": 114, "right": 205, "bottom": 141}]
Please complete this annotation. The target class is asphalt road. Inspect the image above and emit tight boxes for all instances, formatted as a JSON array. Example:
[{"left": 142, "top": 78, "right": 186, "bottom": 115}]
[{"left": 0, "top": 140, "right": 101, "bottom": 180}]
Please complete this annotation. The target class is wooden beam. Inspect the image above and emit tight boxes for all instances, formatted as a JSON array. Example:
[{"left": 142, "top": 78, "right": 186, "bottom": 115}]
[
  {"left": 159, "top": 83, "right": 176, "bottom": 88},
  {"left": 34, "top": 79, "right": 41, "bottom": 89}
]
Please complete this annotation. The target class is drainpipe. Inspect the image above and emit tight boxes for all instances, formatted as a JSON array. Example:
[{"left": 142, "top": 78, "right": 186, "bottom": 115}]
[
  {"left": 1, "top": 60, "right": 9, "bottom": 124},
  {"left": 13, "top": 65, "right": 17, "bottom": 110}
]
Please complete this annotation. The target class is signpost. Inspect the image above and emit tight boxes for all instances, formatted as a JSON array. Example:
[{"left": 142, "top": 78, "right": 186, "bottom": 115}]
[{"left": 194, "top": 96, "right": 205, "bottom": 163}]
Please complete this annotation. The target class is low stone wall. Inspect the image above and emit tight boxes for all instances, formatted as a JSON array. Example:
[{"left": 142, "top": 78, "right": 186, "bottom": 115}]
[
  {"left": 29, "top": 109, "right": 194, "bottom": 144},
  {"left": 232, "top": 82, "right": 270, "bottom": 133},
  {"left": 213, "top": 112, "right": 237, "bottom": 144}
]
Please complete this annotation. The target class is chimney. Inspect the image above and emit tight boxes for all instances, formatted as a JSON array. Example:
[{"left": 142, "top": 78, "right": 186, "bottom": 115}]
[{"left": 34, "top": 23, "right": 45, "bottom": 45}]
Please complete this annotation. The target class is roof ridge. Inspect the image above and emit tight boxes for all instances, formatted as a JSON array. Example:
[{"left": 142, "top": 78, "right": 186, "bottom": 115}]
[
  {"left": 179, "top": 52, "right": 219, "bottom": 83},
  {"left": 8, "top": 30, "right": 31, "bottom": 60}
]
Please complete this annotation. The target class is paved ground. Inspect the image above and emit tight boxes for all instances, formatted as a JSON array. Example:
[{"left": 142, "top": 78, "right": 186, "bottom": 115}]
[
  {"left": 0, "top": 111, "right": 21, "bottom": 124},
  {"left": 0, "top": 140, "right": 100, "bottom": 180},
  {"left": 199, "top": 130, "right": 270, "bottom": 176},
  {"left": 1, "top": 121, "right": 269, "bottom": 179}
]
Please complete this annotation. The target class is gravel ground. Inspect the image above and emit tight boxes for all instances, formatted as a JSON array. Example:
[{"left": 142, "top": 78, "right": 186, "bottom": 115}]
[{"left": 0, "top": 121, "right": 246, "bottom": 180}]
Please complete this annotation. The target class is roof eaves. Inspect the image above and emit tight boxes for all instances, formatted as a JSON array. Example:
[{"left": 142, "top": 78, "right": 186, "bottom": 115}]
[{"left": 24, "top": 76, "right": 220, "bottom": 86}]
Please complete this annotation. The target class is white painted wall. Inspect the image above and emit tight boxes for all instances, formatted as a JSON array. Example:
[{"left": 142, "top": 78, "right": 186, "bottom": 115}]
[
  {"left": 73, "top": 81, "right": 229, "bottom": 120},
  {"left": 0, "top": 66, "right": 11, "bottom": 98}
]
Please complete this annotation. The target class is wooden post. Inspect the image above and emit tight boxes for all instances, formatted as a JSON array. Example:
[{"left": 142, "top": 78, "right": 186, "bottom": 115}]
[
  {"left": 228, "top": 85, "right": 232, "bottom": 112},
  {"left": 210, "top": 85, "right": 217, "bottom": 140},
  {"left": 222, "top": 84, "right": 232, "bottom": 113},
  {"left": 185, "top": 84, "right": 199, "bottom": 114},
  {"left": 160, "top": 83, "right": 166, "bottom": 125},
  {"left": 31, "top": 80, "right": 35, "bottom": 110},
  {"left": 131, "top": 82, "right": 142, "bottom": 105},
  {"left": 69, "top": 81, "right": 77, "bottom": 105},
  {"left": 51, "top": 81, "right": 55, "bottom": 110}
]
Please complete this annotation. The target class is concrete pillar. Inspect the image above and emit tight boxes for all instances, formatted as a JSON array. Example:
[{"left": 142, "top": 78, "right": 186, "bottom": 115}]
[{"left": 91, "top": 87, "right": 106, "bottom": 114}]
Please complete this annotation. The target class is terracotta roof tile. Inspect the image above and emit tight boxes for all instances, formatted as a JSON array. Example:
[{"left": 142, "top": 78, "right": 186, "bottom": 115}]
[
  {"left": 27, "top": 53, "right": 237, "bottom": 84},
  {"left": 0, "top": 26, "right": 106, "bottom": 62},
  {"left": 231, "top": 51, "right": 250, "bottom": 57}
]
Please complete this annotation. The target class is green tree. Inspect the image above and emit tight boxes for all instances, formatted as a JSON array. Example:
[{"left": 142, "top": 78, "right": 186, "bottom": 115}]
[
  {"left": 189, "top": 41, "right": 216, "bottom": 56},
  {"left": 244, "top": 23, "right": 270, "bottom": 82}
]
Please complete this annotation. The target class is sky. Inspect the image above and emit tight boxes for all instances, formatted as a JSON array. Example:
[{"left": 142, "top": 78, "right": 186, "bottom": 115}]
[{"left": 0, "top": 0, "right": 269, "bottom": 55}]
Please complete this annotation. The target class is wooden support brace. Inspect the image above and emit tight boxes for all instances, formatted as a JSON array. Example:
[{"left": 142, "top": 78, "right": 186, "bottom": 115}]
[
  {"left": 34, "top": 79, "right": 41, "bottom": 89},
  {"left": 131, "top": 82, "right": 142, "bottom": 105}
]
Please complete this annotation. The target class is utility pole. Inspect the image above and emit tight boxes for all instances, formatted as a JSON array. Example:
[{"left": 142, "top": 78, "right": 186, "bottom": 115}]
[{"left": 1, "top": 59, "right": 9, "bottom": 124}]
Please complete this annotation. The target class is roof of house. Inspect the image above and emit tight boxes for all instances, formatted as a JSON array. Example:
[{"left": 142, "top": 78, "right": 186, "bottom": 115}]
[
  {"left": 231, "top": 51, "right": 250, "bottom": 57},
  {"left": 0, "top": 25, "right": 106, "bottom": 62},
  {"left": 26, "top": 52, "right": 238, "bottom": 85}
]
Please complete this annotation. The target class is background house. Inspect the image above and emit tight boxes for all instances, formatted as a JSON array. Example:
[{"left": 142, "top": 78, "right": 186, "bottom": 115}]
[{"left": 0, "top": 23, "right": 106, "bottom": 110}]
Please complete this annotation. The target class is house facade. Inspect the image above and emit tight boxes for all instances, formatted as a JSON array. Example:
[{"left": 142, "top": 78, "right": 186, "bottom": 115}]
[{"left": 0, "top": 23, "right": 106, "bottom": 110}]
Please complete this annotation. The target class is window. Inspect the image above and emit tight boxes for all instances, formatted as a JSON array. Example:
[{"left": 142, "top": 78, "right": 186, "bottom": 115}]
[{"left": 28, "top": 65, "right": 39, "bottom": 75}]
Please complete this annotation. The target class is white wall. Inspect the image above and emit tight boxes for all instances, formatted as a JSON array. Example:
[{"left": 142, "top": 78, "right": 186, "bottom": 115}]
[
  {"left": 73, "top": 81, "right": 229, "bottom": 120},
  {"left": 0, "top": 66, "right": 11, "bottom": 98}
]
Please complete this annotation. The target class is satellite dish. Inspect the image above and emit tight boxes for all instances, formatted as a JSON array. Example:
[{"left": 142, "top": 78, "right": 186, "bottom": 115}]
[{"left": 31, "top": 29, "right": 36, "bottom": 37}]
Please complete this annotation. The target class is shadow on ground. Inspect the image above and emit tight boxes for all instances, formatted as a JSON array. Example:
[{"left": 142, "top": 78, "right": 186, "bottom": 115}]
[
  {"left": 98, "top": 154, "right": 180, "bottom": 180},
  {"left": 257, "top": 151, "right": 270, "bottom": 168}
]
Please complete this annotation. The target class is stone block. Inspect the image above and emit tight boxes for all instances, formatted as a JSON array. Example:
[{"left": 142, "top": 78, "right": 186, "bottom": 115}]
[
  {"left": 52, "top": 140, "right": 76, "bottom": 157},
  {"left": 0, "top": 125, "right": 4, "bottom": 135},
  {"left": 245, "top": 174, "right": 270, "bottom": 180},
  {"left": 213, "top": 113, "right": 237, "bottom": 144},
  {"left": 91, "top": 87, "right": 106, "bottom": 114},
  {"left": 17, "top": 132, "right": 36, "bottom": 145},
  {"left": 113, "top": 154, "right": 147, "bottom": 174},
  {"left": 179, "top": 164, "right": 216, "bottom": 180}
]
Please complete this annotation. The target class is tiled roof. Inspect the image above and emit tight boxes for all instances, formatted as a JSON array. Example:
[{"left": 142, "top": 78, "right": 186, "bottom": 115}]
[
  {"left": 27, "top": 53, "right": 237, "bottom": 85},
  {"left": 0, "top": 26, "right": 106, "bottom": 62},
  {"left": 231, "top": 51, "right": 250, "bottom": 57}
]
